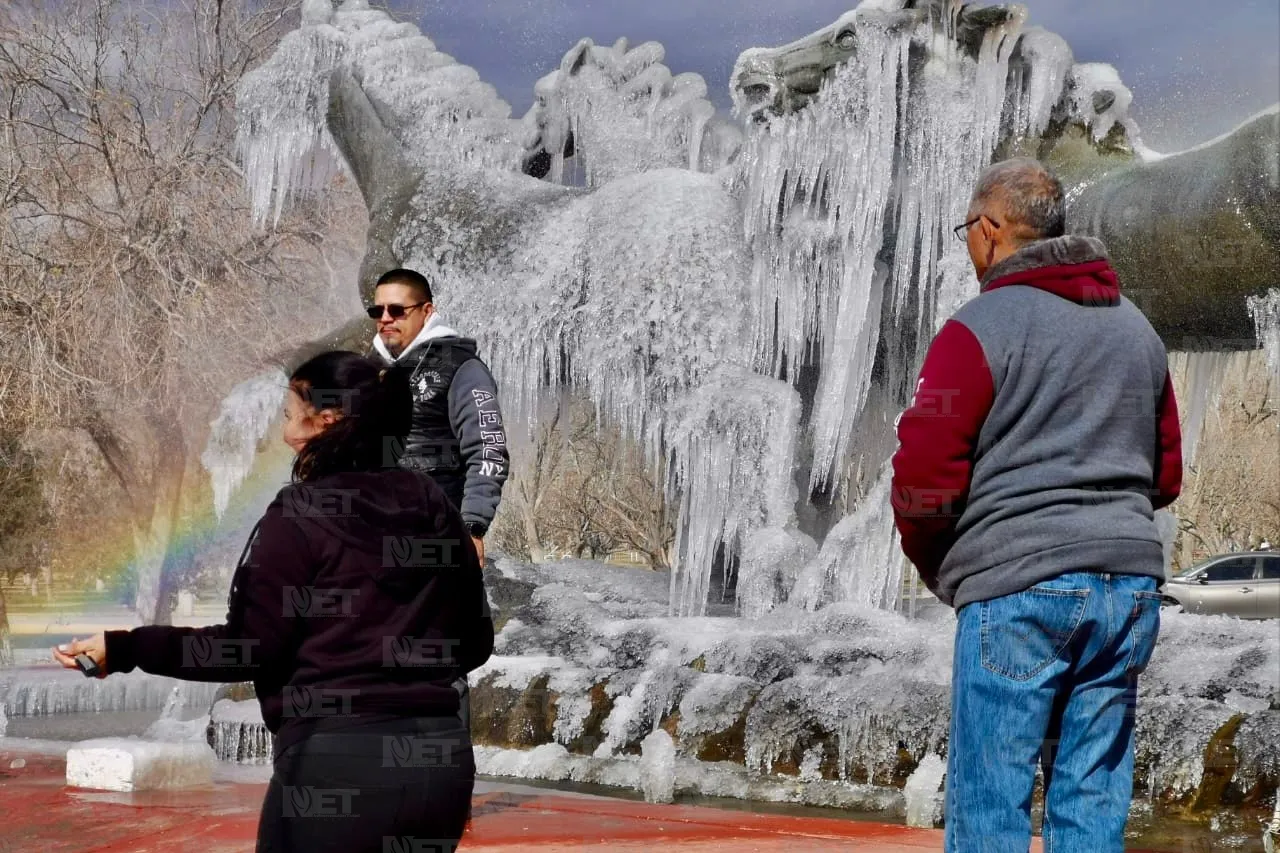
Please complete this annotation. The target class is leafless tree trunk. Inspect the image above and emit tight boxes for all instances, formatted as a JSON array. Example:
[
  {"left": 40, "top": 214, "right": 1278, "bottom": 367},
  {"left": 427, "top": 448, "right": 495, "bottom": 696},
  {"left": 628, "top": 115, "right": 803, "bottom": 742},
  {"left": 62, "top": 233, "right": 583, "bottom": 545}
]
[
  {"left": 493, "top": 396, "right": 676, "bottom": 569},
  {"left": 512, "top": 403, "right": 565, "bottom": 564}
]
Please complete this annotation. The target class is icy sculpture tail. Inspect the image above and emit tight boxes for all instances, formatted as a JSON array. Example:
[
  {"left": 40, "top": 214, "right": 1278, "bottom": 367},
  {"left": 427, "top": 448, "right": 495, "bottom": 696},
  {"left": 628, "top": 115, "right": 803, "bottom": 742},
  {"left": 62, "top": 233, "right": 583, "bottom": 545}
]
[{"left": 236, "top": 0, "right": 521, "bottom": 225}]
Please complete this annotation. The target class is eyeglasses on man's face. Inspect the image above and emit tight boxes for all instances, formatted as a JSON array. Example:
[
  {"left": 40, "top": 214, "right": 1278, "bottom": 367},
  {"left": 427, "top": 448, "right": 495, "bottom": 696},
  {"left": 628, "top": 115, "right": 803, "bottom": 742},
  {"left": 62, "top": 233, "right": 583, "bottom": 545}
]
[
  {"left": 366, "top": 302, "right": 427, "bottom": 320},
  {"left": 952, "top": 215, "right": 1000, "bottom": 242}
]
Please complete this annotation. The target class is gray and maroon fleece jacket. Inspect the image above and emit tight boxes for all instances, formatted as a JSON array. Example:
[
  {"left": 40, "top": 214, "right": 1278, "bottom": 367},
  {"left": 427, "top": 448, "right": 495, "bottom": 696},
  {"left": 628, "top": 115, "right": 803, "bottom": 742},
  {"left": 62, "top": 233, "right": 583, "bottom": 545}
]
[{"left": 891, "top": 235, "right": 1182, "bottom": 609}]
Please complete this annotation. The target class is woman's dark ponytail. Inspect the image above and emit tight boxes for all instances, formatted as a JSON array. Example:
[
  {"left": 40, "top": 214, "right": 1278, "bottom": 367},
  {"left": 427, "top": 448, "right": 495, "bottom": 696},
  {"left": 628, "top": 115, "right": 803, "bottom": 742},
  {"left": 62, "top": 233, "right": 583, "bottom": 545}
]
[{"left": 289, "top": 351, "right": 412, "bottom": 482}]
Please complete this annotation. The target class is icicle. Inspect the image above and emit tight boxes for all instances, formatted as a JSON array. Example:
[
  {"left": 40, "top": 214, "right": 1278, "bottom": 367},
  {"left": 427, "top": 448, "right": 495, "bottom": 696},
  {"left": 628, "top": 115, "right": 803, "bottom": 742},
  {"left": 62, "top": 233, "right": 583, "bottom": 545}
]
[
  {"left": 1247, "top": 289, "right": 1280, "bottom": 390},
  {"left": 665, "top": 373, "right": 801, "bottom": 617},
  {"left": 1169, "top": 352, "right": 1232, "bottom": 468},
  {"left": 790, "top": 462, "right": 904, "bottom": 611},
  {"left": 201, "top": 369, "right": 288, "bottom": 520},
  {"left": 236, "top": 26, "right": 348, "bottom": 226},
  {"left": 738, "top": 20, "right": 912, "bottom": 493},
  {"left": 1010, "top": 28, "right": 1073, "bottom": 140}
]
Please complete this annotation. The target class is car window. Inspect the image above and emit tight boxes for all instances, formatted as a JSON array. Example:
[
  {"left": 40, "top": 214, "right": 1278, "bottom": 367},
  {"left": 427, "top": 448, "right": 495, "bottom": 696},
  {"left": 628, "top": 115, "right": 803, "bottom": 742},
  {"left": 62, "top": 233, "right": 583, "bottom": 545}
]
[
  {"left": 1261, "top": 557, "right": 1280, "bottom": 580},
  {"left": 1201, "top": 558, "right": 1256, "bottom": 582}
]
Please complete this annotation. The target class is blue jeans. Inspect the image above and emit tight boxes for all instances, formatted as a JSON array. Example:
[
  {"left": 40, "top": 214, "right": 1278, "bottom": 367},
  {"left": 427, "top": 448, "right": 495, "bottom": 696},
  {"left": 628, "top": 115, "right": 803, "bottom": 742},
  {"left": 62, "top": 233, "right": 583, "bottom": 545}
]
[{"left": 945, "top": 572, "right": 1162, "bottom": 853}]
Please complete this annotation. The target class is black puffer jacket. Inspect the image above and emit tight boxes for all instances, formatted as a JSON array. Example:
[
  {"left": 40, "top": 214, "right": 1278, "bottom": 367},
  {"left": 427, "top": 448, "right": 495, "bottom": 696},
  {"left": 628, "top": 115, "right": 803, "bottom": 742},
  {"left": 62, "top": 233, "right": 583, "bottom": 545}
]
[
  {"left": 382, "top": 333, "right": 509, "bottom": 535},
  {"left": 105, "top": 469, "right": 494, "bottom": 755}
]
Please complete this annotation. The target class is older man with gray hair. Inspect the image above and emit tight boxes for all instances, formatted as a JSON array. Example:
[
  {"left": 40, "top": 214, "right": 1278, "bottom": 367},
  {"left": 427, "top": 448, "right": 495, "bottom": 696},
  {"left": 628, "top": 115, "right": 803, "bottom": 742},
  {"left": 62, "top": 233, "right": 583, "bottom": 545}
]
[{"left": 891, "top": 158, "right": 1183, "bottom": 851}]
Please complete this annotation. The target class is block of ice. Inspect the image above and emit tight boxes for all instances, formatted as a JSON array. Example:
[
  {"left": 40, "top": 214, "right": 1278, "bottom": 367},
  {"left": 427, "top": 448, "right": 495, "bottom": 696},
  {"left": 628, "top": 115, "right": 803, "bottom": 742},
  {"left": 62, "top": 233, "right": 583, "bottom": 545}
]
[{"left": 66, "top": 738, "right": 216, "bottom": 792}]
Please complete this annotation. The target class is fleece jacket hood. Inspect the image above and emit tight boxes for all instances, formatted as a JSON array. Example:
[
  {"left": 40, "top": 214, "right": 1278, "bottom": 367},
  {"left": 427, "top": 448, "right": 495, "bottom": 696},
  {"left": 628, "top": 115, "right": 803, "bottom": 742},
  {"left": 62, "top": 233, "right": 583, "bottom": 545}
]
[
  {"left": 372, "top": 311, "right": 465, "bottom": 364},
  {"left": 981, "top": 235, "right": 1121, "bottom": 305}
]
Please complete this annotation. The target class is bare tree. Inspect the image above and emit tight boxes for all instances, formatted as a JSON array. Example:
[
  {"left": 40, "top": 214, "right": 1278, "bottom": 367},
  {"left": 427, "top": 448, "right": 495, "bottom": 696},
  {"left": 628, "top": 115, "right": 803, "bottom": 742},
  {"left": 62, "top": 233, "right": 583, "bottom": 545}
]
[
  {"left": 0, "top": 0, "right": 365, "bottom": 622},
  {"left": 492, "top": 397, "right": 676, "bottom": 568},
  {"left": 1173, "top": 361, "right": 1279, "bottom": 567}
]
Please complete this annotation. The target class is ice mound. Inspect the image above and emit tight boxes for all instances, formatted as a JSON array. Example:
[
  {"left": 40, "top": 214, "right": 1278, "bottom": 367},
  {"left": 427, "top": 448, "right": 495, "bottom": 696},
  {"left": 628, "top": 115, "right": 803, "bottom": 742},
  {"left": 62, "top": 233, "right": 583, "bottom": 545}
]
[
  {"left": 66, "top": 738, "right": 215, "bottom": 792},
  {"left": 201, "top": 556, "right": 1279, "bottom": 823},
  {"left": 0, "top": 668, "right": 221, "bottom": 718},
  {"left": 639, "top": 730, "right": 677, "bottom": 803},
  {"left": 903, "top": 753, "right": 946, "bottom": 828},
  {"left": 470, "top": 557, "right": 1278, "bottom": 811}
]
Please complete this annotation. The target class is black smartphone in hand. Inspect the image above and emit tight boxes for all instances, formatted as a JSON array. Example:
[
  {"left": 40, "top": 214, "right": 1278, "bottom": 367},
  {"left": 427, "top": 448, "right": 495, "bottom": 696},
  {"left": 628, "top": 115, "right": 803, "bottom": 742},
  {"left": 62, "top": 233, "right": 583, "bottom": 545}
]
[{"left": 74, "top": 654, "right": 101, "bottom": 678}]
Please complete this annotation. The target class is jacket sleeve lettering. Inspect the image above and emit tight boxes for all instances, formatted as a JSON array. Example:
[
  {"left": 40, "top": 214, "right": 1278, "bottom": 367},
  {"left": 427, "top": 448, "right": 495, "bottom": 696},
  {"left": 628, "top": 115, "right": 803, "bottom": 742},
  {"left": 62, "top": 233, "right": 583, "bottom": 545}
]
[{"left": 448, "top": 359, "right": 509, "bottom": 530}]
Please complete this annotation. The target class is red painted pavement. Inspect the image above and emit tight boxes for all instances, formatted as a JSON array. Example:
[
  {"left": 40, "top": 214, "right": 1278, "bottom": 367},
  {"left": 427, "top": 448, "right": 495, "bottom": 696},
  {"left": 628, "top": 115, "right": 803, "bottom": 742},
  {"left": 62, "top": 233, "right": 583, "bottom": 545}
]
[{"left": 5, "top": 749, "right": 1177, "bottom": 852}]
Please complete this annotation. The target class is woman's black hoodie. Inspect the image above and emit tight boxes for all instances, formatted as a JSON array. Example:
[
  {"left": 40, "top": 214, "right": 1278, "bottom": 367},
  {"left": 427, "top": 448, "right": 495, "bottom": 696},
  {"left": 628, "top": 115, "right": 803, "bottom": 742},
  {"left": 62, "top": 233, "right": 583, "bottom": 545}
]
[{"left": 105, "top": 469, "right": 494, "bottom": 754}]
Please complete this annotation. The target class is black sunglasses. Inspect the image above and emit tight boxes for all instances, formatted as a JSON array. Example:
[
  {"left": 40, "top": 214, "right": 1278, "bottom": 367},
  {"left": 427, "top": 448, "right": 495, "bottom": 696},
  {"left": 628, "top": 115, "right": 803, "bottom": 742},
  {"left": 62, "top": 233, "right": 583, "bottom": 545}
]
[
  {"left": 366, "top": 301, "right": 426, "bottom": 320},
  {"left": 952, "top": 215, "right": 1000, "bottom": 242}
]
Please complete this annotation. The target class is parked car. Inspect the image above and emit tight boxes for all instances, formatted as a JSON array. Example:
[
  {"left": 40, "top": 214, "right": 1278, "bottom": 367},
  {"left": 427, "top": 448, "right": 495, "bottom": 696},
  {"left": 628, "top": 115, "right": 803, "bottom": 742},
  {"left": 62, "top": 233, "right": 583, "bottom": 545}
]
[{"left": 1163, "top": 551, "right": 1280, "bottom": 619}]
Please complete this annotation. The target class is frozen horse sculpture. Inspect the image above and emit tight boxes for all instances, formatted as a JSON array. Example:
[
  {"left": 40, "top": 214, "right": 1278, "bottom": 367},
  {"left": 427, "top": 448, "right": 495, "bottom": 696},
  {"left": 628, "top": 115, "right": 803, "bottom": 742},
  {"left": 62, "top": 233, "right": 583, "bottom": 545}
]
[
  {"left": 237, "top": 0, "right": 801, "bottom": 619},
  {"left": 228, "top": 0, "right": 1279, "bottom": 617}
]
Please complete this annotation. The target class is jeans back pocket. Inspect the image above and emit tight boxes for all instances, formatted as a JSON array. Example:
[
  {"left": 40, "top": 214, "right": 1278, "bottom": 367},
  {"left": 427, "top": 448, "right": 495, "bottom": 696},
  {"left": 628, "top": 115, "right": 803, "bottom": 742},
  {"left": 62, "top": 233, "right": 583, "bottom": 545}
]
[
  {"left": 980, "top": 585, "right": 1091, "bottom": 681},
  {"left": 1125, "top": 590, "right": 1163, "bottom": 675}
]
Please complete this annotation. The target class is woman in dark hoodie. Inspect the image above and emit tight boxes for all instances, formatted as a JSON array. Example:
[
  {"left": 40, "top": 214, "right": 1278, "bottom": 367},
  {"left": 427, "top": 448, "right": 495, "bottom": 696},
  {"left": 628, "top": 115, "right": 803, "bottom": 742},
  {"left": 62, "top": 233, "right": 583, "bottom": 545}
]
[{"left": 53, "top": 351, "right": 494, "bottom": 853}]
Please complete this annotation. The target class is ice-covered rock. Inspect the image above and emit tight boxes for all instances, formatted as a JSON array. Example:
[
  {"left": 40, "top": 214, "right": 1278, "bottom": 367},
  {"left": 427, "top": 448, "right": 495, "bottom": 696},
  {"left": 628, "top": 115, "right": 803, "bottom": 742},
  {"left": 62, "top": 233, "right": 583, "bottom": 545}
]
[
  {"left": 196, "top": 556, "right": 1277, "bottom": 824},
  {"left": 66, "top": 738, "right": 216, "bottom": 792},
  {"left": 676, "top": 673, "right": 761, "bottom": 763}
]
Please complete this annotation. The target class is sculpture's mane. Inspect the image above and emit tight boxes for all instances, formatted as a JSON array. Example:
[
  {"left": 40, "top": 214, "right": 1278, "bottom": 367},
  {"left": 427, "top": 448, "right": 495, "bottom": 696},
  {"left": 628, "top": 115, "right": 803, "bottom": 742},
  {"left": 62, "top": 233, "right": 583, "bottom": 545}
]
[
  {"left": 521, "top": 37, "right": 742, "bottom": 186},
  {"left": 237, "top": 0, "right": 523, "bottom": 224}
]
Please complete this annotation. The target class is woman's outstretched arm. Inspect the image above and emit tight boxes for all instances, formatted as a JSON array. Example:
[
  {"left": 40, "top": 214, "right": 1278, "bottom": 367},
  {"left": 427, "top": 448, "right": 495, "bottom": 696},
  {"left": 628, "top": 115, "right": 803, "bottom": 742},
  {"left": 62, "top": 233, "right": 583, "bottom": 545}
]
[{"left": 56, "top": 492, "right": 313, "bottom": 683}]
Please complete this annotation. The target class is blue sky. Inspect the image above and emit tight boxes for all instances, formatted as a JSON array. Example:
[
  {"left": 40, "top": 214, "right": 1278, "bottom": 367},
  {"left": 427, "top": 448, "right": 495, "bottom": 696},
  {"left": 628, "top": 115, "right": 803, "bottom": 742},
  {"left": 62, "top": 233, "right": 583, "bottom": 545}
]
[{"left": 387, "top": 0, "right": 1279, "bottom": 153}]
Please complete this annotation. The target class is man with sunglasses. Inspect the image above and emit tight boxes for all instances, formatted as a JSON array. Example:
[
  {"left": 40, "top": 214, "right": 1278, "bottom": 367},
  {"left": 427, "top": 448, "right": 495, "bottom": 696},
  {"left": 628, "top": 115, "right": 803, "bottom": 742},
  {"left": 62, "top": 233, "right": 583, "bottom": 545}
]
[
  {"left": 369, "top": 268, "right": 507, "bottom": 732},
  {"left": 892, "top": 159, "right": 1181, "bottom": 852},
  {"left": 369, "top": 268, "right": 508, "bottom": 562}
]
